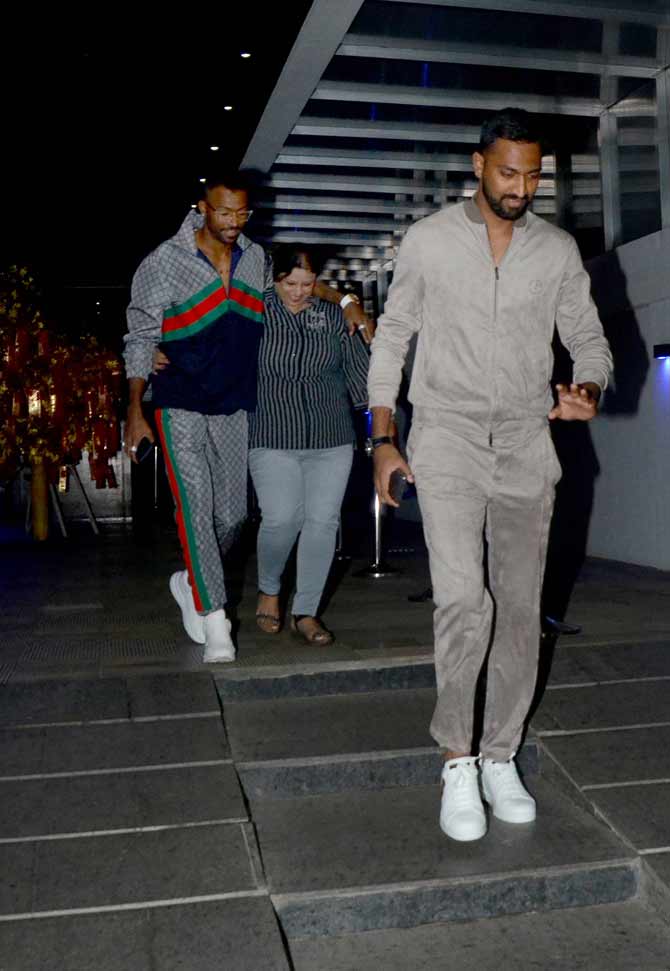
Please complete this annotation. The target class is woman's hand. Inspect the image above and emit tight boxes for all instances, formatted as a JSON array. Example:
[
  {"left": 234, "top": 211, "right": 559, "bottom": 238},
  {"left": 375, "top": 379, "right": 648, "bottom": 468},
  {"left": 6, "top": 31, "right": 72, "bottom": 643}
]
[{"left": 153, "top": 348, "right": 170, "bottom": 373}]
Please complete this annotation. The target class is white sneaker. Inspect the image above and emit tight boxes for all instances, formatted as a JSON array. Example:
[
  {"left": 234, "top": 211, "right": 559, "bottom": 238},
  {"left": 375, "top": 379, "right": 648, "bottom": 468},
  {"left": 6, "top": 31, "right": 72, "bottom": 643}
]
[
  {"left": 169, "top": 571, "right": 205, "bottom": 644},
  {"left": 439, "top": 757, "right": 487, "bottom": 842},
  {"left": 480, "top": 757, "right": 536, "bottom": 824},
  {"left": 203, "top": 609, "right": 235, "bottom": 663}
]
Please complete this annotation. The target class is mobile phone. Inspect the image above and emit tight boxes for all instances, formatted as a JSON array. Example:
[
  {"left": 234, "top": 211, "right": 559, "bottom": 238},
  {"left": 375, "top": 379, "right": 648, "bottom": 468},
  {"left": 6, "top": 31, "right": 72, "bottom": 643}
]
[
  {"left": 388, "top": 469, "right": 408, "bottom": 504},
  {"left": 135, "top": 437, "right": 155, "bottom": 462}
]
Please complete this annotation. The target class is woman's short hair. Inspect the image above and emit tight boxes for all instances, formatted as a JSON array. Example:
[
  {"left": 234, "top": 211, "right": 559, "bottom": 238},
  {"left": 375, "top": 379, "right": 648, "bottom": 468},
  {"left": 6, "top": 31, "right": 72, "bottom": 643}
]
[{"left": 272, "top": 245, "right": 323, "bottom": 281}]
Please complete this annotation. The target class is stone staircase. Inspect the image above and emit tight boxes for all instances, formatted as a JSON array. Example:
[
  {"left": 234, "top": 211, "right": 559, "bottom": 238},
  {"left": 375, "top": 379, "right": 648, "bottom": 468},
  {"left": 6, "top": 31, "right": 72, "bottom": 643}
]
[
  {"left": 2, "top": 664, "right": 670, "bottom": 969},
  {"left": 0, "top": 674, "right": 291, "bottom": 971},
  {"left": 215, "top": 660, "right": 670, "bottom": 969}
]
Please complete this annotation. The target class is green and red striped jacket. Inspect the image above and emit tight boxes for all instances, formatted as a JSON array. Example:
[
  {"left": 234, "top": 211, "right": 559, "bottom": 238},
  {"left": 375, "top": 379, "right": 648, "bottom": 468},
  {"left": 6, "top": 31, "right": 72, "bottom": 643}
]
[{"left": 124, "top": 210, "right": 269, "bottom": 415}]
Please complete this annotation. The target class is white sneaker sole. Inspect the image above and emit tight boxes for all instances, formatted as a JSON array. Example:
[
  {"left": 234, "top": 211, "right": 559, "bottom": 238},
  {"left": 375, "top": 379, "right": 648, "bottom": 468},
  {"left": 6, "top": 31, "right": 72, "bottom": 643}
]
[
  {"left": 203, "top": 649, "right": 236, "bottom": 664},
  {"left": 439, "top": 812, "right": 487, "bottom": 841},
  {"left": 169, "top": 573, "right": 205, "bottom": 644},
  {"left": 482, "top": 784, "right": 536, "bottom": 824}
]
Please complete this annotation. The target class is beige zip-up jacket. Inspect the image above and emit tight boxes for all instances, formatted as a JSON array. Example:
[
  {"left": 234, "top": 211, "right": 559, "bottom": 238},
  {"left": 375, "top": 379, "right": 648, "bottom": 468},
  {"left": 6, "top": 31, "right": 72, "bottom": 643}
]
[{"left": 368, "top": 197, "right": 613, "bottom": 446}]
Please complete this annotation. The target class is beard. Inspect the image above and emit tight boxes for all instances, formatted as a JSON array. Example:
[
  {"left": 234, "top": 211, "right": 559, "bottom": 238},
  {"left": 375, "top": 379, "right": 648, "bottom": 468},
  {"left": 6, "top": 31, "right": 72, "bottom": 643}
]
[
  {"left": 481, "top": 177, "right": 531, "bottom": 221},
  {"left": 213, "top": 225, "right": 241, "bottom": 245},
  {"left": 201, "top": 212, "right": 241, "bottom": 245}
]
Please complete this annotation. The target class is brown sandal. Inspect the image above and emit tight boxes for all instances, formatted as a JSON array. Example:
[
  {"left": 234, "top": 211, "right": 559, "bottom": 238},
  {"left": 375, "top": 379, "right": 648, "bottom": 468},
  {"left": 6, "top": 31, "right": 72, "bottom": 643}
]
[
  {"left": 256, "top": 592, "right": 282, "bottom": 634},
  {"left": 290, "top": 615, "right": 334, "bottom": 646}
]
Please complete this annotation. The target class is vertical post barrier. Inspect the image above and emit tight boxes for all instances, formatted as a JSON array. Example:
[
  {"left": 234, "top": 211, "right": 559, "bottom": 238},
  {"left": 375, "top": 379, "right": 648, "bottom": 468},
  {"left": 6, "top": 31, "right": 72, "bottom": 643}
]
[
  {"left": 69, "top": 464, "right": 100, "bottom": 536},
  {"left": 48, "top": 484, "right": 68, "bottom": 538},
  {"left": 353, "top": 410, "right": 401, "bottom": 578},
  {"left": 334, "top": 516, "right": 350, "bottom": 563}
]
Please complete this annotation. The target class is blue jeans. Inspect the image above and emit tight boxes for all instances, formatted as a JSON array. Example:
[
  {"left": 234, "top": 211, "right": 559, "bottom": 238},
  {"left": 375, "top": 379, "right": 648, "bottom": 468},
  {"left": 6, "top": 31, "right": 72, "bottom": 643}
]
[{"left": 248, "top": 445, "right": 354, "bottom": 617}]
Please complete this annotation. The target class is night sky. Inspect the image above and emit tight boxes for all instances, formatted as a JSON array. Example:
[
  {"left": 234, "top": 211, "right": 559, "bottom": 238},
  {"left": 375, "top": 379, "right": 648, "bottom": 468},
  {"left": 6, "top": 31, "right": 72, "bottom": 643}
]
[{"left": 1, "top": 6, "right": 312, "bottom": 338}]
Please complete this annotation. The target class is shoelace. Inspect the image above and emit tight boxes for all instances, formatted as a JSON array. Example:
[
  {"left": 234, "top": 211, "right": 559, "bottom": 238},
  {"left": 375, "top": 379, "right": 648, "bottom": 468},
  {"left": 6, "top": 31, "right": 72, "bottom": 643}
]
[
  {"left": 483, "top": 761, "right": 527, "bottom": 799},
  {"left": 444, "top": 762, "right": 480, "bottom": 811}
]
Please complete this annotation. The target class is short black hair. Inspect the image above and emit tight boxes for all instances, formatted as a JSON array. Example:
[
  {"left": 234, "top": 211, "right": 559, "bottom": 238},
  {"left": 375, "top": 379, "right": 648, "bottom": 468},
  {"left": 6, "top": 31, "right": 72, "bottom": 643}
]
[
  {"left": 200, "top": 169, "right": 255, "bottom": 199},
  {"left": 478, "top": 109, "right": 544, "bottom": 153},
  {"left": 271, "top": 245, "right": 325, "bottom": 281}
]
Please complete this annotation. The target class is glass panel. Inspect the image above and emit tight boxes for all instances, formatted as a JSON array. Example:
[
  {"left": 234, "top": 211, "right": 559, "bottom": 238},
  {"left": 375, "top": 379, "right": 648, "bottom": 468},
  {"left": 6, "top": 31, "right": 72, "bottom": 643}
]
[{"left": 616, "top": 79, "right": 662, "bottom": 245}]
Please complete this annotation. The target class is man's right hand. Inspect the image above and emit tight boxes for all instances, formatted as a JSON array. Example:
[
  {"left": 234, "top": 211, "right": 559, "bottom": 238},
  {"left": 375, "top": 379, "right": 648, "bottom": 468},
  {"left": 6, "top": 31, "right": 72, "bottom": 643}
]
[
  {"left": 373, "top": 444, "right": 414, "bottom": 508},
  {"left": 125, "top": 406, "right": 154, "bottom": 464}
]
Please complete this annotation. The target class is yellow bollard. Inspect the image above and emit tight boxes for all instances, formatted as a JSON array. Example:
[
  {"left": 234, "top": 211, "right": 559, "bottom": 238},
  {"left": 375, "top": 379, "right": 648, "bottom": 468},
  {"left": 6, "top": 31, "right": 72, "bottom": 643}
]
[{"left": 31, "top": 459, "right": 49, "bottom": 541}]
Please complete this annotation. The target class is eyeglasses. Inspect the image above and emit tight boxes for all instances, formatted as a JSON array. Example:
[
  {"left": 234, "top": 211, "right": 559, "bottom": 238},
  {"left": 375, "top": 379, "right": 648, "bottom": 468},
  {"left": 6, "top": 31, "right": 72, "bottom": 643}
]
[{"left": 204, "top": 201, "right": 254, "bottom": 223}]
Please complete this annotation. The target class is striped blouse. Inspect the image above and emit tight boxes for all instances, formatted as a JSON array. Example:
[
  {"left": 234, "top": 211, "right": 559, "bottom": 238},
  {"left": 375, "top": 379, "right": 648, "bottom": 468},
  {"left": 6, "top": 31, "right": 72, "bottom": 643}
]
[{"left": 248, "top": 291, "right": 369, "bottom": 450}]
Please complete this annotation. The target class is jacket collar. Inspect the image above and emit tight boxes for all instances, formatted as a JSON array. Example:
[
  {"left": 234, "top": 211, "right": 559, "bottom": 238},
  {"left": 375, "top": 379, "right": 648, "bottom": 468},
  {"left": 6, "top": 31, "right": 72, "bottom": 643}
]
[{"left": 464, "top": 193, "right": 529, "bottom": 232}]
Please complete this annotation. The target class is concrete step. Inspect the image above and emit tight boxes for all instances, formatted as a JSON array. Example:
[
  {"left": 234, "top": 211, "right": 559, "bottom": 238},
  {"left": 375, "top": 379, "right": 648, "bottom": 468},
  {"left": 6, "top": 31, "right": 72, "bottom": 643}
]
[
  {"left": 0, "top": 898, "right": 291, "bottom": 971},
  {"left": 287, "top": 899, "right": 670, "bottom": 970},
  {"left": 249, "top": 775, "right": 637, "bottom": 937},
  {"left": 215, "top": 658, "right": 436, "bottom": 702},
  {"left": 1, "top": 821, "right": 264, "bottom": 919},
  {"left": 223, "top": 688, "right": 437, "bottom": 763},
  {"left": 222, "top": 682, "right": 538, "bottom": 797},
  {"left": 220, "top": 662, "right": 644, "bottom": 950},
  {"left": 0, "top": 673, "right": 221, "bottom": 727},
  {"left": 218, "top": 659, "right": 543, "bottom": 797},
  {"left": 0, "top": 670, "right": 295, "bottom": 970}
]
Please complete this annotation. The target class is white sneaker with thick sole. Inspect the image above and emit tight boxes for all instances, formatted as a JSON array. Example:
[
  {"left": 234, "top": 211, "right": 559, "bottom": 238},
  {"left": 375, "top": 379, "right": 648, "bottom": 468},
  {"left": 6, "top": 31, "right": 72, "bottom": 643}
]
[
  {"left": 480, "top": 757, "right": 536, "bottom": 823},
  {"left": 169, "top": 571, "right": 205, "bottom": 644},
  {"left": 439, "top": 756, "right": 487, "bottom": 842},
  {"left": 203, "top": 609, "right": 235, "bottom": 663}
]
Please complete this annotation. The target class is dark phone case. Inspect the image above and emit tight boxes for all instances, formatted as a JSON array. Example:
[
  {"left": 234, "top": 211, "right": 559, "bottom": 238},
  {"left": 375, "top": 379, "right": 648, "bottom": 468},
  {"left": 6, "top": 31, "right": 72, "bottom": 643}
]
[
  {"left": 136, "top": 437, "right": 155, "bottom": 462},
  {"left": 388, "top": 469, "right": 407, "bottom": 504}
]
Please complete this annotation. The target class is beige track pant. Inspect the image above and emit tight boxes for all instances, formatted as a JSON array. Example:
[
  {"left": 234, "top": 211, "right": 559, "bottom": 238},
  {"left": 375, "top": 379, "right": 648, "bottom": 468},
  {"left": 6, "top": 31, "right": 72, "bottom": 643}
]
[{"left": 409, "top": 421, "right": 561, "bottom": 761}]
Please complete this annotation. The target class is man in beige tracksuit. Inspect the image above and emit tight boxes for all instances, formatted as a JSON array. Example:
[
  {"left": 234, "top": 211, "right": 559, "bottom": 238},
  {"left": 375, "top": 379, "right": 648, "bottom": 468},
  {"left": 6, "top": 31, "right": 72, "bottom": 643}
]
[{"left": 368, "top": 109, "right": 612, "bottom": 842}]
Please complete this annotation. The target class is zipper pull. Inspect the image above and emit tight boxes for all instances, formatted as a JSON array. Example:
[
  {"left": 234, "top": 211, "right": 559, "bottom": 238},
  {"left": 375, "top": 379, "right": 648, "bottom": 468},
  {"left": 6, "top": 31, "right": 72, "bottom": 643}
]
[{"left": 495, "top": 266, "right": 499, "bottom": 280}]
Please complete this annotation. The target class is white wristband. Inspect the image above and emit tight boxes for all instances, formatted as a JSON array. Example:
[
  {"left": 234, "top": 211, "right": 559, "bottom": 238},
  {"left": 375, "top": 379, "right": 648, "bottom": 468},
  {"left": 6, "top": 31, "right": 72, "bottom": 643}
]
[{"left": 340, "top": 293, "right": 359, "bottom": 309}]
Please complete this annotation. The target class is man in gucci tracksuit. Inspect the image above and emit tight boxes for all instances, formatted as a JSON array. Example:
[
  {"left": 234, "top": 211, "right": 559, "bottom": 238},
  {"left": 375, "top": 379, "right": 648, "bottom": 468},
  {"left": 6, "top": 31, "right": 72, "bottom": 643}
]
[
  {"left": 123, "top": 172, "right": 267, "bottom": 662},
  {"left": 369, "top": 110, "right": 612, "bottom": 841}
]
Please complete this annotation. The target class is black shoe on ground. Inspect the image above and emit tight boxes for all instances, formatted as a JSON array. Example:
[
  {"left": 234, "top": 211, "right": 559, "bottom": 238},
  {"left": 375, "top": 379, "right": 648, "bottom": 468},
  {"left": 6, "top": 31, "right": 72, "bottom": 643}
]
[
  {"left": 542, "top": 615, "right": 582, "bottom": 636},
  {"left": 408, "top": 586, "right": 433, "bottom": 603}
]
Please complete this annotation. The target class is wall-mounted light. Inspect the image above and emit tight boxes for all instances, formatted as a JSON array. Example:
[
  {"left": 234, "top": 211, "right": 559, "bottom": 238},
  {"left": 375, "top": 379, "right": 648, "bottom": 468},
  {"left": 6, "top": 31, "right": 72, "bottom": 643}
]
[
  {"left": 654, "top": 343, "right": 670, "bottom": 359},
  {"left": 240, "top": 51, "right": 251, "bottom": 58},
  {"left": 210, "top": 145, "right": 219, "bottom": 151},
  {"left": 224, "top": 105, "right": 233, "bottom": 111}
]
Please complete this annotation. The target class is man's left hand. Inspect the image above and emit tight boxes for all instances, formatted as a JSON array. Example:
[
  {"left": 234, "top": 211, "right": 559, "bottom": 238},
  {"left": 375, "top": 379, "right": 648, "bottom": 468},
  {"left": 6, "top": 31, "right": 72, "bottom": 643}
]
[
  {"left": 342, "top": 301, "right": 376, "bottom": 344},
  {"left": 549, "top": 383, "right": 600, "bottom": 422},
  {"left": 312, "top": 280, "right": 376, "bottom": 344}
]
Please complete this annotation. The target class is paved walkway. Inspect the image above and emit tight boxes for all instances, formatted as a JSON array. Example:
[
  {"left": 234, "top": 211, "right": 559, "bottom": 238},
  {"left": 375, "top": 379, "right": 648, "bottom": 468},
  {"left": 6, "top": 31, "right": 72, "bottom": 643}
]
[{"left": 2, "top": 524, "right": 670, "bottom": 968}]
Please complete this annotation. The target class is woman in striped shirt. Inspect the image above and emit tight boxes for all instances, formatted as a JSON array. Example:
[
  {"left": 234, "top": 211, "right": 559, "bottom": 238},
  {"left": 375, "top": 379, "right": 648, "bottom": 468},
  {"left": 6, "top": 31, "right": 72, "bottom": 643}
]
[{"left": 249, "top": 246, "right": 369, "bottom": 645}]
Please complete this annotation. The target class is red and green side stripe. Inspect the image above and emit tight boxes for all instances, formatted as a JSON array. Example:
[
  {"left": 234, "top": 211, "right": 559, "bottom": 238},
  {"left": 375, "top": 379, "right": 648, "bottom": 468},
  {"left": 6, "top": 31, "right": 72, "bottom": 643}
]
[
  {"left": 229, "top": 280, "right": 264, "bottom": 323},
  {"left": 162, "top": 278, "right": 263, "bottom": 342},
  {"left": 162, "top": 279, "right": 226, "bottom": 342},
  {"left": 155, "top": 409, "right": 211, "bottom": 613}
]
